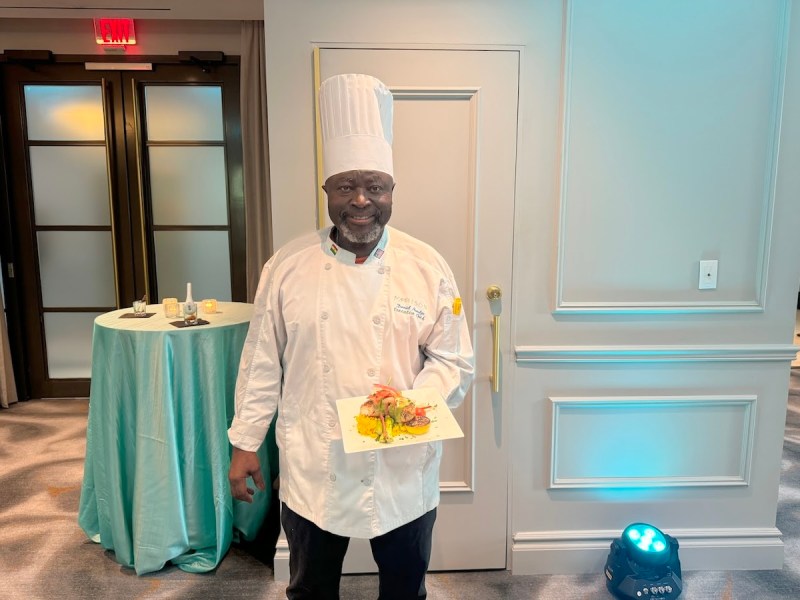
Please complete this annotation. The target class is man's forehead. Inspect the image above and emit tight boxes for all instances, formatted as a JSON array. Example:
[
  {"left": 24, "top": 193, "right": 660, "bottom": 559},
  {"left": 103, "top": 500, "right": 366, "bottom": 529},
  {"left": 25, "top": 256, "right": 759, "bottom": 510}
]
[{"left": 330, "top": 170, "right": 391, "bottom": 183}]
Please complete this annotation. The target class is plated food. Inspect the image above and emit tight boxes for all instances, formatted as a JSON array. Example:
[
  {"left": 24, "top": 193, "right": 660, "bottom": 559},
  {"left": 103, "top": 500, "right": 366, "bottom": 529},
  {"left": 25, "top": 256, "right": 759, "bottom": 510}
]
[
  {"left": 356, "top": 384, "right": 431, "bottom": 443},
  {"left": 336, "top": 387, "right": 464, "bottom": 454}
]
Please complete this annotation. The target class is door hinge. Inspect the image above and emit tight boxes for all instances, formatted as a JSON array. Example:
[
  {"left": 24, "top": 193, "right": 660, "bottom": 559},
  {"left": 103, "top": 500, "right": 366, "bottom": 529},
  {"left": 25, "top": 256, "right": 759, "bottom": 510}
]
[{"left": 6, "top": 263, "right": 14, "bottom": 278}]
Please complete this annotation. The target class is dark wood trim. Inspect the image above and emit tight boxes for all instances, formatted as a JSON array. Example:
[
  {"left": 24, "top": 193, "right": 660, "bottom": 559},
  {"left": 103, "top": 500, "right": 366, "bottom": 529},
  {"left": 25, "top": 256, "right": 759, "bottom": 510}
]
[
  {"left": 105, "top": 75, "right": 136, "bottom": 310},
  {"left": 0, "top": 100, "right": 29, "bottom": 401},
  {"left": 120, "top": 71, "right": 150, "bottom": 304},
  {"left": 41, "top": 379, "right": 91, "bottom": 398},
  {"left": 152, "top": 225, "right": 229, "bottom": 231},
  {"left": 2, "top": 63, "right": 51, "bottom": 398},
  {"left": 35, "top": 225, "right": 112, "bottom": 232},
  {"left": 222, "top": 65, "right": 246, "bottom": 302},
  {"left": 146, "top": 140, "right": 227, "bottom": 147},
  {"left": 27, "top": 140, "right": 106, "bottom": 146}
]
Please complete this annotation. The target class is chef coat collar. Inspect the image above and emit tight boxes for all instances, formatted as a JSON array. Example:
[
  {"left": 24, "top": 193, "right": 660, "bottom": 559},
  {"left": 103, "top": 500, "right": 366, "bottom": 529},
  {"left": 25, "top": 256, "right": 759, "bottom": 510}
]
[{"left": 325, "top": 226, "right": 388, "bottom": 265}]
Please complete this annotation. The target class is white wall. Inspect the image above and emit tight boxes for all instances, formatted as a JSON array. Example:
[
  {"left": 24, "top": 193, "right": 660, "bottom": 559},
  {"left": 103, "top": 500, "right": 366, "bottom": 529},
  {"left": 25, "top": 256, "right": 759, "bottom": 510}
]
[{"left": 262, "top": 0, "right": 800, "bottom": 574}]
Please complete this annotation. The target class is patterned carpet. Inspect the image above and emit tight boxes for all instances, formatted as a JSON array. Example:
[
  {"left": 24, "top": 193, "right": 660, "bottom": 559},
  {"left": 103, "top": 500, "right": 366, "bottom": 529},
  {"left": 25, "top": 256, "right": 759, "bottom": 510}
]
[{"left": 0, "top": 371, "right": 799, "bottom": 599}]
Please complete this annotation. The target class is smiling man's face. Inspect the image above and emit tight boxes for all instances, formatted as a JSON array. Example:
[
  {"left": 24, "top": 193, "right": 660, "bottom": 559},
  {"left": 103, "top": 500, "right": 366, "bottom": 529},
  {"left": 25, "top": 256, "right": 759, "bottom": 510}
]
[{"left": 323, "top": 170, "right": 395, "bottom": 253}]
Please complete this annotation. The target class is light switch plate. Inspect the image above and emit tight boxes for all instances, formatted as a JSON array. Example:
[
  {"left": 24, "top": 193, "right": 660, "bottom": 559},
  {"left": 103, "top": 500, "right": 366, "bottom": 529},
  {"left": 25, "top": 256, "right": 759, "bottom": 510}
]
[{"left": 699, "top": 260, "right": 718, "bottom": 290}]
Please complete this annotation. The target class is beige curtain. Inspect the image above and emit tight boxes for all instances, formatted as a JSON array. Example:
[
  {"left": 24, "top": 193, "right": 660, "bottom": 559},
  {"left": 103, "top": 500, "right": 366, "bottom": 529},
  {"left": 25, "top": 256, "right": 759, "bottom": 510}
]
[
  {"left": 1, "top": 288, "right": 18, "bottom": 408},
  {"left": 241, "top": 21, "right": 273, "bottom": 302}
]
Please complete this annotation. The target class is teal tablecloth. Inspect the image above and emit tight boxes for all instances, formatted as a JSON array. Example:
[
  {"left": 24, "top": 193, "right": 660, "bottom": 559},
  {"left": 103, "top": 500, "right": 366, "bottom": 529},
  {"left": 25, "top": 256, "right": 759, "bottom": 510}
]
[{"left": 78, "top": 302, "right": 277, "bottom": 575}]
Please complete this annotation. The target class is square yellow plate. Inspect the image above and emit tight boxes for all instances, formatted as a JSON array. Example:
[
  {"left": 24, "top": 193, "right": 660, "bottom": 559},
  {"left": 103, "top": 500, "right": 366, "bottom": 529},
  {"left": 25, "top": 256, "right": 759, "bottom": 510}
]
[{"left": 336, "top": 387, "right": 464, "bottom": 454}]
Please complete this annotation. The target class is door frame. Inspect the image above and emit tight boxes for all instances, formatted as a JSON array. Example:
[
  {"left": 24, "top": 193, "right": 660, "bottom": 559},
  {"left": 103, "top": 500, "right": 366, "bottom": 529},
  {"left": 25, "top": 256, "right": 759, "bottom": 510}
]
[
  {"left": 0, "top": 53, "right": 244, "bottom": 399},
  {"left": 274, "top": 43, "right": 519, "bottom": 579},
  {"left": 0, "top": 107, "right": 27, "bottom": 401}
]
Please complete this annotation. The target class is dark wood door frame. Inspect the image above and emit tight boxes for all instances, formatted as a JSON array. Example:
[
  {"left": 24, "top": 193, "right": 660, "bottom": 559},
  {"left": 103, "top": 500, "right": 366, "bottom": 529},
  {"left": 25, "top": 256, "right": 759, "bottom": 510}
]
[
  {"left": 0, "top": 111, "right": 28, "bottom": 401},
  {"left": 0, "top": 54, "right": 244, "bottom": 399}
]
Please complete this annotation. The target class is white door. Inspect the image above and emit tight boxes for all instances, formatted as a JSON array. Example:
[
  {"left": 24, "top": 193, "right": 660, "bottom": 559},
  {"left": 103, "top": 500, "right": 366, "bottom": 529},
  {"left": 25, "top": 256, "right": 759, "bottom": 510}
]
[{"left": 318, "top": 48, "right": 518, "bottom": 572}]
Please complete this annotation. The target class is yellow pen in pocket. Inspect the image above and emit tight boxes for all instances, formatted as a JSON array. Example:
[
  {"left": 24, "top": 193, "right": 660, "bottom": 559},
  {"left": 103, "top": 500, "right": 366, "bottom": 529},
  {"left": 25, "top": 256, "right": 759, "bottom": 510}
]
[{"left": 452, "top": 297, "right": 462, "bottom": 316}]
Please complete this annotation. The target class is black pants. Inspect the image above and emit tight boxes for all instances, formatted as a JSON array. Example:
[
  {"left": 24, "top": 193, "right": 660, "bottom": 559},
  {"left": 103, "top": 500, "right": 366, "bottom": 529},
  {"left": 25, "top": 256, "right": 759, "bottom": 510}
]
[{"left": 281, "top": 503, "right": 437, "bottom": 600}]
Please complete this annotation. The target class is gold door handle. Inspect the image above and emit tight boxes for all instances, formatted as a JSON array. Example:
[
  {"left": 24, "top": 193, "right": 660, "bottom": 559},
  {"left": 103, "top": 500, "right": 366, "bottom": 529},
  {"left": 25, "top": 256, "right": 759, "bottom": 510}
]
[{"left": 486, "top": 285, "right": 502, "bottom": 393}]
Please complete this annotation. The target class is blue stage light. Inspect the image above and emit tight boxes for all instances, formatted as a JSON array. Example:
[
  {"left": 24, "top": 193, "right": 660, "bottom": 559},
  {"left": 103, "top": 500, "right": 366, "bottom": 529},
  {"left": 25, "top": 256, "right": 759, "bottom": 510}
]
[
  {"left": 623, "top": 523, "right": 670, "bottom": 564},
  {"left": 605, "top": 523, "right": 682, "bottom": 599}
]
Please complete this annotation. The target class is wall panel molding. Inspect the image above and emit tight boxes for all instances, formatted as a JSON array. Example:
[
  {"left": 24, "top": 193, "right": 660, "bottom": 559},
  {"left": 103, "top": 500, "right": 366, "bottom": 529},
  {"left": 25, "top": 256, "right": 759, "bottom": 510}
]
[
  {"left": 515, "top": 344, "right": 799, "bottom": 363},
  {"left": 553, "top": 0, "right": 792, "bottom": 313},
  {"left": 549, "top": 395, "right": 756, "bottom": 488}
]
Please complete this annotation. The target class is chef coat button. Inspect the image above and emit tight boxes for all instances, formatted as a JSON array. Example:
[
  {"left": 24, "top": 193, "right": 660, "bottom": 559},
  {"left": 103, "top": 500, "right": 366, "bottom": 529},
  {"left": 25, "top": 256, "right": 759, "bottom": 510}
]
[
  {"left": 372, "top": 315, "right": 381, "bottom": 325},
  {"left": 367, "top": 368, "right": 376, "bottom": 377},
  {"left": 362, "top": 477, "right": 372, "bottom": 486},
  {"left": 323, "top": 365, "right": 331, "bottom": 373},
  {"left": 321, "top": 311, "right": 328, "bottom": 320},
  {"left": 329, "top": 419, "right": 336, "bottom": 428},
  {"left": 329, "top": 473, "right": 336, "bottom": 482},
  {"left": 324, "top": 263, "right": 332, "bottom": 270},
  {"left": 378, "top": 267, "right": 385, "bottom": 274}
]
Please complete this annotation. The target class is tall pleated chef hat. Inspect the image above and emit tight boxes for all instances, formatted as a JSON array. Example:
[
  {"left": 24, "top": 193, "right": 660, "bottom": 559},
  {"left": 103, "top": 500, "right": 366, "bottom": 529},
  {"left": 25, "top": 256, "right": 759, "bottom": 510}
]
[{"left": 319, "top": 73, "right": 393, "bottom": 181}]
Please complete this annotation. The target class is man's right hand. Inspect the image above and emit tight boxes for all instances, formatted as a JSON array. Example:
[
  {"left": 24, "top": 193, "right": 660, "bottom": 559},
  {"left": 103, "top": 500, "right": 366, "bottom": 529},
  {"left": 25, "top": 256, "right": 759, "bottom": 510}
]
[{"left": 228, "top": 447, "right": 266, "bottom": 503}]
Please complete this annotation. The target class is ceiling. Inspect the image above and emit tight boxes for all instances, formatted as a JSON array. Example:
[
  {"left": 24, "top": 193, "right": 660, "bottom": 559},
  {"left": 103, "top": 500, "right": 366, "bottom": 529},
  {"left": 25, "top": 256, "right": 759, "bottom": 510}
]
[{"left": 0, "top": 0, "right": 263, "bottom": 20}]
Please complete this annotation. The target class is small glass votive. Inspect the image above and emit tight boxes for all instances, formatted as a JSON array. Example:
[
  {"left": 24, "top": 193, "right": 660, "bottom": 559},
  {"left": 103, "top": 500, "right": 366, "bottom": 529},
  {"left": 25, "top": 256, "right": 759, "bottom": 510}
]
[
  {"left": 132, "top": 300, "right": 147, "bottom": 317},
  {"left": 201, "top": 298, "right": 218, "bottom": 315},
  {"left": 163, "top": 297, "right": 179, "bottom": 318}
]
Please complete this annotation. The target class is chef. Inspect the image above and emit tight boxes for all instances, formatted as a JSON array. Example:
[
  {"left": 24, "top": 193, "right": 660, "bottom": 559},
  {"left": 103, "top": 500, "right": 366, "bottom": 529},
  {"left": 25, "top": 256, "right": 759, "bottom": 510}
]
[{"left": 228, "top": 73, "right": 474, "bottom": 600}]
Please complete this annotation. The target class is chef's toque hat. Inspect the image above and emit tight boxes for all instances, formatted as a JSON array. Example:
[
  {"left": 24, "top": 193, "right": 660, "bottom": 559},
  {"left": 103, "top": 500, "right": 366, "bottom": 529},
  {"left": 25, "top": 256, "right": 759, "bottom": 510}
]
[{"left": 319, "top": 73, "right": 393, "bottom": 181}]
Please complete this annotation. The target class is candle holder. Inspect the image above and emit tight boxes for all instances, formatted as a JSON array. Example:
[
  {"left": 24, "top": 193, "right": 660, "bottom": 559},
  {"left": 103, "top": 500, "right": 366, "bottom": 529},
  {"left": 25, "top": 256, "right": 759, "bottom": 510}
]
[
  {"left": 132, "top": 300, "right": 147, "bottom": 317},
  {"left": 201, "top": 298, "right": 218, "bottom": 315},
  {"left": 163, "top": 297, "right": 179, "bottom": 318}
]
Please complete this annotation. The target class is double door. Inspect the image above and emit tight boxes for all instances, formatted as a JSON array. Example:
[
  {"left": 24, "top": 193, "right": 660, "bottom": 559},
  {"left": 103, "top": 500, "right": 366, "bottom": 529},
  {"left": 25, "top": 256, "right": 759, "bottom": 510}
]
[{"left": 0, "top": 60, "right": 244, "bottom": 398}]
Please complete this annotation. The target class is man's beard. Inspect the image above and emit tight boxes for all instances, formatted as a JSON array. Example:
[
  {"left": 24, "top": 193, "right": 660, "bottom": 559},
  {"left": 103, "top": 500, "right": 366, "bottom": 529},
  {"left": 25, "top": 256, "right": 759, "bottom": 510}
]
[{"left": 337, "top": 220, "right": 383, "bottom": 245}]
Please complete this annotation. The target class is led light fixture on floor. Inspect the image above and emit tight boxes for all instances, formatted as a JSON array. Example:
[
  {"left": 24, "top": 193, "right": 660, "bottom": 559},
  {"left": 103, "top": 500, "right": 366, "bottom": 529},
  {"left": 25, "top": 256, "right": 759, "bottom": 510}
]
[{"left": 605, "top": 523, "right": 682, "bottom": 599}]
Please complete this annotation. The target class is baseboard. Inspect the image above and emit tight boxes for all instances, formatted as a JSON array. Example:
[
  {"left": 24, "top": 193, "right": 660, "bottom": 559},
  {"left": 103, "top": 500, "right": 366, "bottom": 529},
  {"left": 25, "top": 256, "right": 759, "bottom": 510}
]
[
  {"left": 274, "top": 539, "right": 290, "bottom": 582},
  {"left": 275, "top": 527, "right": 784, "bottom": 580},
  {"left": 511, "top": 527, "right": 784, "bottom": 575}
]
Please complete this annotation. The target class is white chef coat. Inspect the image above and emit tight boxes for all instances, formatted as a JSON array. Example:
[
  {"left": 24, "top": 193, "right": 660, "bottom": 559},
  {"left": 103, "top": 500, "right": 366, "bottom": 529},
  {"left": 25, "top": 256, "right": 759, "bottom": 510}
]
[{"left": 228, "top": 225, "right": 474, "bottom": 538}]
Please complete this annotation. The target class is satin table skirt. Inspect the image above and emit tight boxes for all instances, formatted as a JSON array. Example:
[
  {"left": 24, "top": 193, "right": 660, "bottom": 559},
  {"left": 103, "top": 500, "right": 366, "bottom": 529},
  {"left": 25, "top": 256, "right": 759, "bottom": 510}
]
[{"left": 78, "top": 302, "right": 277, "bottom": 575}]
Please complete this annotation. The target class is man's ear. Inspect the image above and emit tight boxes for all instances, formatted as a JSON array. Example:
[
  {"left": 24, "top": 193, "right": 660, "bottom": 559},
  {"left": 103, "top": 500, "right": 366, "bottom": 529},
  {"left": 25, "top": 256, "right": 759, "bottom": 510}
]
[
  {"left": 321, "top": 184, "right": 327, "bottom": 193},
  {"left": 391, "top": 182, "right": 396, "bottom": 191}
]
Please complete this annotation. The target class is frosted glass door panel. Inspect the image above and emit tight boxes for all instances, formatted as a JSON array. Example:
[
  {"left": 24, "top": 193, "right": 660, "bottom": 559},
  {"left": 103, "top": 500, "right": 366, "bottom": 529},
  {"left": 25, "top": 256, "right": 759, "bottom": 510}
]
[
  {"left": 149, "top": 146, "right": 228, "bottom": 226},
  {"left": 38, "top": 232, "right": 116, "bottom": 307},
  {"left": 44, "top": 312, "right": 99, "bottom": 378},
  {"left": 24, "top": 85, "right": 105, "bottom": 141},
  {"left": 154, "top": 231, "right": 231, "bottom": 301},
  {"left": 30, "top": 146, "right": 111, "bottom": 226},
  {"left": 145, "top": 86, "right": 224, "bottom": 141}
]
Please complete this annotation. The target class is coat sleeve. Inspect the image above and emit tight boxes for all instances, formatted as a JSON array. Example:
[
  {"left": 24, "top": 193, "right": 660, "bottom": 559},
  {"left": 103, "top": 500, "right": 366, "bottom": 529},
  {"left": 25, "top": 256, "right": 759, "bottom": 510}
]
[
  {"left": 227, "top": 257, "right": 286, "bottom": 452},
  {"left": 412, "top": 266, "right": 475, "bottom": 409}
]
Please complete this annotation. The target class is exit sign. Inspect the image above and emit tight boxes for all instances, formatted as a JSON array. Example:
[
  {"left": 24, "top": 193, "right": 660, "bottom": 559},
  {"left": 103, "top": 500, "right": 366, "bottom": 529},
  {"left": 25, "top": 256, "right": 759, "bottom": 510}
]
[{"left": 94, "top": 18, "right": 137, "bottom": 46}]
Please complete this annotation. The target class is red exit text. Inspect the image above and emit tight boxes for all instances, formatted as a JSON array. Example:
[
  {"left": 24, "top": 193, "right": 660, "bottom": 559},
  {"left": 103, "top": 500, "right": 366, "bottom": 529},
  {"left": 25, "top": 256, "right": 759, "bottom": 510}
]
[{"left": 93, "top": 18, "right": 137, "bottom": 46}]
